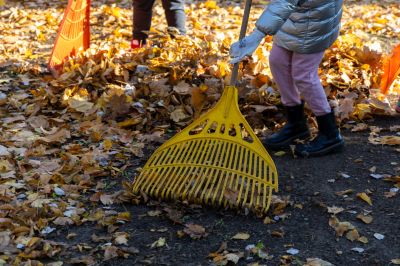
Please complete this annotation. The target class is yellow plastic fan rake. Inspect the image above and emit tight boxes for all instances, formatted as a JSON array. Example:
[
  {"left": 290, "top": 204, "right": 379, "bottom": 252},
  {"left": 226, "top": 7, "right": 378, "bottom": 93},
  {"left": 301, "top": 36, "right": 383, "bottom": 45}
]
[{"left": 132, "top": 0, "right": 278, "bottom": 213}]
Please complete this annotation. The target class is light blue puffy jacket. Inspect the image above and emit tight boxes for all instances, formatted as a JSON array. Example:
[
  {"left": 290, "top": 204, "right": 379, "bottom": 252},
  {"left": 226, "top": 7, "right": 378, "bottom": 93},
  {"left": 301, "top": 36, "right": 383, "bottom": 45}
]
[{"left": 256, "top": 0, "right": 343, "bottom": 54}]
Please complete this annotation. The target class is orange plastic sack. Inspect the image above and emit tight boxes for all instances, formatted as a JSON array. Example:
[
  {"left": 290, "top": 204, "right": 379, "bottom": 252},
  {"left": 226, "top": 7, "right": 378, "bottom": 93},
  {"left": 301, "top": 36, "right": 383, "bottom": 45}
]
[{"left": 48, "top": 0, "right": 90, "bottom": 77}]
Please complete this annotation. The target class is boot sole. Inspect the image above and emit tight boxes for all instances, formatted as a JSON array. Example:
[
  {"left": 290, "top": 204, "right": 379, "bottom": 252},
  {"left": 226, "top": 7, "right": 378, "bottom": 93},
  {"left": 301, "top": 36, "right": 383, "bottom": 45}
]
[
  {"left": 265, "top": 131, "right": 311, "bottom": 150},
  {"left": 297, "top": 140, "right": 345, "bottom": 158}
]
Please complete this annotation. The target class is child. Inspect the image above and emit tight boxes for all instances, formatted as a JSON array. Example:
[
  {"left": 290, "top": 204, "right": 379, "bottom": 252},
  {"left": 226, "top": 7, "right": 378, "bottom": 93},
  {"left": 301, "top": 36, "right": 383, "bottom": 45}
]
[
  {"left": 230, "top": 0, "right": 344, "bottom": 157},
  {"left": 132, "top": 0, "right": 186, "bottom": 49}
]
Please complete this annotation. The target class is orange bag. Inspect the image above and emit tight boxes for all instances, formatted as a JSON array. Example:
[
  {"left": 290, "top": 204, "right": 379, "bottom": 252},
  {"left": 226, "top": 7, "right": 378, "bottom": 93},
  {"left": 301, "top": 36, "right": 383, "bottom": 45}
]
[{"left": 48, "top": 0, "right": 90, "bottom": 77}]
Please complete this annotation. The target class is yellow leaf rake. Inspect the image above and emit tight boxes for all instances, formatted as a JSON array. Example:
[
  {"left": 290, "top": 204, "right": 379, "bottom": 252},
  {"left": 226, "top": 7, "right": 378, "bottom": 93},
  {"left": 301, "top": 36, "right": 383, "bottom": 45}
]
[{"left": 133, "top": 0, "right": 278, "bottom": 213}]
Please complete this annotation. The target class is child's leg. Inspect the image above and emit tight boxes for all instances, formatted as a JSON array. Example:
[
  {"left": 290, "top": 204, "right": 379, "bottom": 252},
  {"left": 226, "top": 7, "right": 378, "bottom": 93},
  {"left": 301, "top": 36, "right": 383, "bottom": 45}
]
[
  {"left": 291, "top": 51, "right": 344, "bottom": 157},
  {"left": 269, "top": 44, "right": 301, "bottom": 106},
  {"left": 132, "top": 0, "right": 156, "bottom": 43},
  {"left": 264, "top": 44, "right": 310, "bottom": 150},
  {"left": 161, "top": 0, "right": 186, "bottom": 35},
  {"left": 291, "top": 52, "right": 331, "bottom": 116}
]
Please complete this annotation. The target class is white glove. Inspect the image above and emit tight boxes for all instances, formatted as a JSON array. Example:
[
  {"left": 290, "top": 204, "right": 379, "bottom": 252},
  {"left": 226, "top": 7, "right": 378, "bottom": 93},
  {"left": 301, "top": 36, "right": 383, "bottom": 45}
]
[{"left": 229, "top": 29, "right": 266, "bottom": 64}]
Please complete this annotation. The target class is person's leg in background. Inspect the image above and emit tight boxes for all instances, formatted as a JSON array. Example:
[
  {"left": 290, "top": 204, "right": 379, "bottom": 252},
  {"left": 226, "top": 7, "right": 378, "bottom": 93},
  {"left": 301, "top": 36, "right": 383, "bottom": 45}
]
[
  {"left": 264, "top": 44, "right": 310, "bottom": 149},
  {"left": 132, "top": 0, "right": 156, "bottom": 48},
  {"left": 291, "top": 51, "right": 344, "bottom": 156},
  {"left": 161, "top": 0, "right": 186, "bottom": 36}
]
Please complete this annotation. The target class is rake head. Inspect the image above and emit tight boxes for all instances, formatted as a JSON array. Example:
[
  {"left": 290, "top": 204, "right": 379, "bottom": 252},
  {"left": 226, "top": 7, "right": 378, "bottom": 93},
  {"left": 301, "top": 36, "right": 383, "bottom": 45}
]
[
  {"left": 48, "top": 0, "right": 90, "bottom": 76},
  {"left": 133, "top": 86, "right": 278, "bottom": 213}
]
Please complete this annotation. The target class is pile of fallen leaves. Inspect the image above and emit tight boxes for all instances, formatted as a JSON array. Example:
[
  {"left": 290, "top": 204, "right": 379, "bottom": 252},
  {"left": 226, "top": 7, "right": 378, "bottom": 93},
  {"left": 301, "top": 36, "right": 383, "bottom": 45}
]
[{"left": 0, "top": 0, "right": 400, "bottom": 264}]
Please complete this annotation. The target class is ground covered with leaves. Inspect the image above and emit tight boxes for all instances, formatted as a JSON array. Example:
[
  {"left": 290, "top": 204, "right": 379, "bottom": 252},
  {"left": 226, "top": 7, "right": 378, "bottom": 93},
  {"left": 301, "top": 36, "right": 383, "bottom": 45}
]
[{"left": 0, "top": 0, "right": 399, "bottom": 265}]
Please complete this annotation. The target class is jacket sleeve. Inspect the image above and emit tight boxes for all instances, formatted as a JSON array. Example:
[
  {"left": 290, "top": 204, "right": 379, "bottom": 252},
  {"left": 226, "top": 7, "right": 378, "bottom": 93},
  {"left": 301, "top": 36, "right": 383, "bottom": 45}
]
[{"left": 256, "top": 0, "right": 300, "bottom": 35}]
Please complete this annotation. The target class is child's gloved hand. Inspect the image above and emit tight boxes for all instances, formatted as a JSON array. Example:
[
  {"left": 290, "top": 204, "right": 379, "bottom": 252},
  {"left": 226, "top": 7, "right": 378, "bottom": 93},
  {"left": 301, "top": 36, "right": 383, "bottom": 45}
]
[{"left": 229, "top": 29, "right": 266, "bottom": 64}]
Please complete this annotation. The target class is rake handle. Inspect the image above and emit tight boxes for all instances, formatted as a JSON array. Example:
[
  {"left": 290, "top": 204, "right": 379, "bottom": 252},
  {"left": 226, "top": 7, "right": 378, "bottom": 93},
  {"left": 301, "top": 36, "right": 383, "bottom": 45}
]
[{"left": 230, "top": 0, "right": 253, "bottom": 86}]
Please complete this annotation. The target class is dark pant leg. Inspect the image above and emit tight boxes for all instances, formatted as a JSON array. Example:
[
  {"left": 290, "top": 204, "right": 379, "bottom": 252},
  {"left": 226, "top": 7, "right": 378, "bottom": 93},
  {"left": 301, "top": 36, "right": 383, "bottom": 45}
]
[
  {"left": 132, "top": 0, "right": 156, "bottom": 42},
  {"left": 161, "top": 0, "right": 186, "bottom": 35}
]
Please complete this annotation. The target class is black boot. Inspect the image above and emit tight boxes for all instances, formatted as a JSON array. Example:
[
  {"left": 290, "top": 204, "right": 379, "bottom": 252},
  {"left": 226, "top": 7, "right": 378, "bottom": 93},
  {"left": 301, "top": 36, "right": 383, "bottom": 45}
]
[
  {"left": 264, "top": 103, "right": 310, "bottom": 150},
  {"left": 295, "top": 111, "right": 344, "bottom": 157}
]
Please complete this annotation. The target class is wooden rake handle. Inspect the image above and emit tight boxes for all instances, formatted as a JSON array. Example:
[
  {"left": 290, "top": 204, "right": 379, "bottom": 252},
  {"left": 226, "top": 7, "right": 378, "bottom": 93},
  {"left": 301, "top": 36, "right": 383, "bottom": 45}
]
[{"left": 230, "top": 0, "right": 253, "bottom": 86}]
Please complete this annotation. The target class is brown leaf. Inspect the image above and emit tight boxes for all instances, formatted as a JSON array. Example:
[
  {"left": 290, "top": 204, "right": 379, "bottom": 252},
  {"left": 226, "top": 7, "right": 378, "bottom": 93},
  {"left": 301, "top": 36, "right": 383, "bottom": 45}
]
[
  {"left": 108, "top": 94, "right": 131, "bottom": 118},
  {"left": 173, "top": 81, "right": 191, "bottom": 95},
  {"left": 100, "top": 193, "right": 114, "bottom": 205},
  {"left": 69, "top": 256, "right": 96, "bottom": 265},
  {"left": 271, "top": 230, "right": 285, "bottom": 238},
  {"left": 380, "top": 136, "right": 400, "bottom": 146},
  {"left": 357, "top": 214, "right": 373, "bottom": 224},
  {"left": 103, "top": 246, "right": 119, "bottom": 261},
  {"left": 39, "top": 129, "right": 71, "bottom": 144},
  {"left": 335, "top": 189, "right": 354, "bottom": 196},
  {"left": 351, "top": 123, "right": 368, "bottom": 132},
  {"left": 68, "top": 95, "right": 95, "bottom": 113},
  {"left": 223, "top": 188, "right": 238, "bottom": 205},
  {"left": 191, "top": 87, "right": 207, "bottom": 115},
  {"left": 305, "top": 258, "right": 334, "bottom": 266},
  {"left": 170, "top": 107, "right": 189, "bottom": 122},
  {"left": 346, "top": 229, "right": 360, "bottom": 242},
  {"left": 338, "top": 97, "right": 355, "bottom": 120},
  {"left": 92, "top": 234, "right": 112, "bottom": 243},
  {"left": 329, "top": 216, "right": 355, "bottom": 237},
  {"left": 53, "top": 217, "right": 74, "bottom": 226},
  {"left": 147, "top": 210, "right": 162, "bottom": 217},
  {"left": 0, "top": 231, "right": 11, "bottom": 249},
  {"left": 163, "top": 207, "right": 183, "bottom": 224},
  {"left": 27, "top": 115, "right": 50, "bottom": 129},
  {"left": 113, "top": 232, "right": 129, "bottom": 246},
  {"left": 327, "top": 206, "right": 344, "bottom": 215},
  {"left": 184, "top": 223, "right": 208, "bottom": 239}
]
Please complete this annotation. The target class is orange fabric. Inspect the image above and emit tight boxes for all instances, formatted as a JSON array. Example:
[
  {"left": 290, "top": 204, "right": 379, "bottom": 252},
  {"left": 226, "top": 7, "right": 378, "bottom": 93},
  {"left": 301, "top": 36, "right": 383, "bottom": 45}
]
[{"left": 48, "top": 0, "right": 90, "bottom": 77}]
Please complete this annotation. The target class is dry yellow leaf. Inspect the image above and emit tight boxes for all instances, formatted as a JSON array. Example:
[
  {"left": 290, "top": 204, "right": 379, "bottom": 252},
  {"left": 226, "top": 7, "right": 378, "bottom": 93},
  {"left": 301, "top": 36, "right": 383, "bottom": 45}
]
[
  {"left": 103, "top": 139, "right": 113, "bottom": 151},
  {"left": 232, "top": 232, "right": 250, "bottom": 240},
  {"left": 117, "top": 117, "right": 142, "bottom": 128},
  {"left": 392, "top": 259, "right": 400, "bottom": 265},
  {"left": 353, "top": 103, "right": 371, "bottom": 119},
  {"left": 327, "top": 206, "right": 344, "bottom": 215},
  {"left": 199, "top": 83, "right": 208, "bottom": 93},
  {"left": 380, "top": 136, "right": 400, "bottom": 145},
  {"left": 191, "top": 87, "right": 207, "bottom": 115},
  {"left": 346, "top": 229, "right": 360, "bottom": 242},
  {"left": 274, "top": 151, "right": 286, "bottom": 157},
  {"left": 357, "top": 214, "right": 373, "bottom": 224},
  {"left": 263, "top": 216, "right": 273, "bottom": 224},
  {"left": 357, "top": 192, "right": 372, "bottom": 205},
  {"left": 170, "top": 108, "right": 189, "bottom": 122},
  {"left": 204, "top": 0, "right": 218, "bottom": 9},
  {"left": 68, "top": 96, "right": 94, "bottom": 113},
  {"left": 173, "top": 81, "right": 191, "bottom": 95},
  {"left": 113, "top": 232, "right": 129, "bottom": 246},
  {"left": 150, "top": 237, "right": 167, "bottom": 248},
  {"left": 0, "top": 159, "right": 13, "bottom": 173}
]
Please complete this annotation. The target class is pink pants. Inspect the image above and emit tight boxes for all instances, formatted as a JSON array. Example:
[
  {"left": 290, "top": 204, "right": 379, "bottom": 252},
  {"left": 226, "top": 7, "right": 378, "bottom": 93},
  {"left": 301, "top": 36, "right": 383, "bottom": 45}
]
[{"left": 269, "top": 44, "right": 331, "bottom": 116}]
